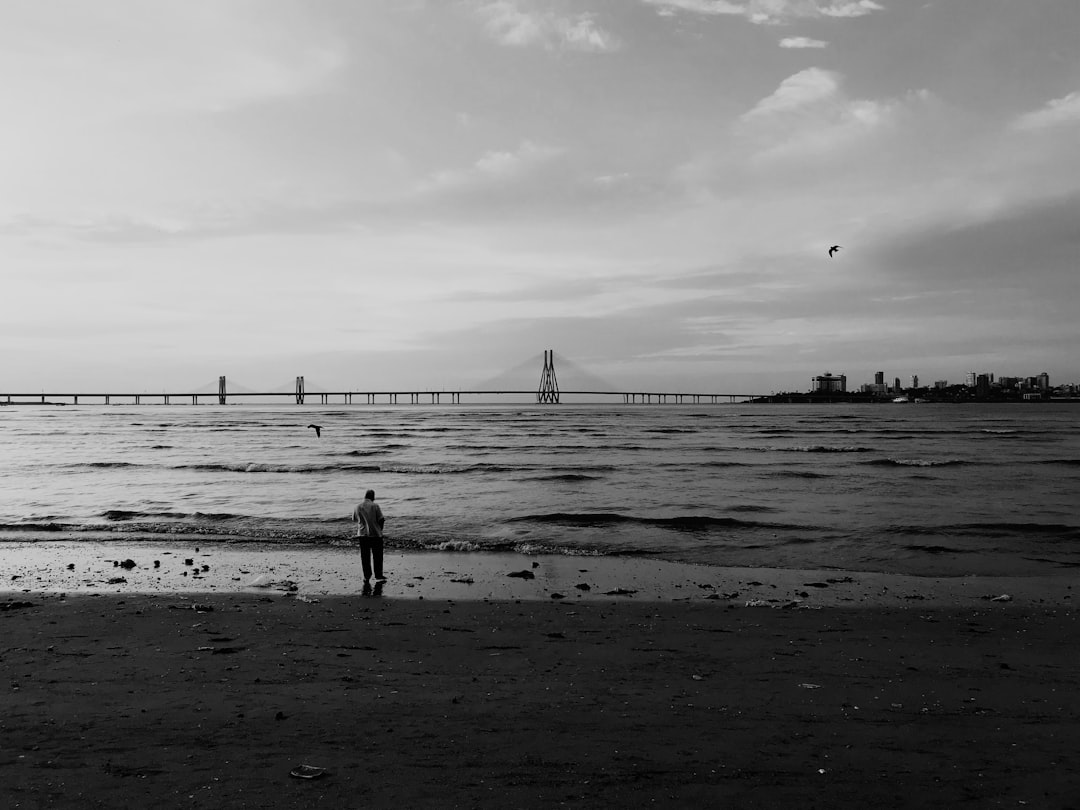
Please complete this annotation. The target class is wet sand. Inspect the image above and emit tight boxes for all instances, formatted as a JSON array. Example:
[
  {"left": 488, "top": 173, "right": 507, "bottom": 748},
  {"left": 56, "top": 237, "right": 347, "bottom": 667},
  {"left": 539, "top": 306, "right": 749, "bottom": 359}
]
[{"left": 2, "top": 542, "right": 1079, "bottom": 808}]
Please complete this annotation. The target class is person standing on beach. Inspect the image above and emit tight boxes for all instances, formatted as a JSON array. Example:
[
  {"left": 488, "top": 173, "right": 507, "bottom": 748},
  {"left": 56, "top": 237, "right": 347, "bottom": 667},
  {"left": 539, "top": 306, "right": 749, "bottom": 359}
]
[{"left": 353, "top": 489, "right": 386, "bottom": 583}]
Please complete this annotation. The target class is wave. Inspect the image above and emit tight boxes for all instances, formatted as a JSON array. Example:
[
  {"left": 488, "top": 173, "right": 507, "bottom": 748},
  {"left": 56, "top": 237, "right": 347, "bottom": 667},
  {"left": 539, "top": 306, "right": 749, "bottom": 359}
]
[
  {"left": 520, "top": 473, "right": 603, "bottom": 482},
  {"left": 505, "top": 512, "right": 799, "bottom": 532},
  {"left": 68, "top": 462, "right": 143, "bottom": 469},
  {"left": 783, "top": 445, "right": 875, "bottom": 453},
  {"left": 903, "top": 544, "right": 978, "bottom": 555},
  {"left": 885, "top": 522, "right": 1080, "bottom": 540},
  {"left": 184, "top": 462, "right": 382, "bottom": 474},
  {"left": 861, "top": 458, "right": 970, "bottom": 467},
  {"left": 100, "top": 509, "right": 243, "bottom": 521},
  {"left": 765, "top": 470, "right": 832, "bottom": 479},
  {"left": 1037, "top": 459, "right": 1080, "bottom": 466}
]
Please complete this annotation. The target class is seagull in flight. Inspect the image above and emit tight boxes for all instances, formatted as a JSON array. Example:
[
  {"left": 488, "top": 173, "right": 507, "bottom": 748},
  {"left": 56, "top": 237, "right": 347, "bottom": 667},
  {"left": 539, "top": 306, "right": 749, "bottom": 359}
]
[
  {"left": 828, "top": 245, "right": 842, "bottom": 258},
  {"left": 307, "top": 424, "right": 322, "bottom": 438}
]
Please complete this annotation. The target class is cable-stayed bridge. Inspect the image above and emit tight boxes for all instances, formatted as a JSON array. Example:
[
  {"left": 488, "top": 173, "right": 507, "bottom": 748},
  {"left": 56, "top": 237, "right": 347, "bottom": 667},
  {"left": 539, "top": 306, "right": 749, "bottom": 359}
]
[{"left": 1, "top": 351, "right": 766, "bottom": 405}]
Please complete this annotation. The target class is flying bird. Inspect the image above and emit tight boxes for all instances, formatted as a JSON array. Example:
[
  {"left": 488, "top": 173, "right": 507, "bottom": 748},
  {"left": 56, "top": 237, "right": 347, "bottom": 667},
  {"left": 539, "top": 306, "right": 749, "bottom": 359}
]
[
  {"left": 307, "top": 424, "right": 322, "bottom": 438},
  {"left": 828, "top": 245, "right": 842, "bottom": 257}
]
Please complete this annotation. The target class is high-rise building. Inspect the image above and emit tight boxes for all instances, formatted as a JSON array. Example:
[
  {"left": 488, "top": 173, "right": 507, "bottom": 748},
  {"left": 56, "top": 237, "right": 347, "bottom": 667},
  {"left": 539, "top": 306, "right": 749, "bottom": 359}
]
[
  {"left": 911, "top": 375, "right": 919, "bottom": 389},
  {"left": 1037, "top": 372, "right": 1050, "bottom": 391},
  {"left": 874, "top": 371, "right": 885, "bottom": 386},
  {"left": 812, "top": 372, "right": 847, "bottom": 393}
]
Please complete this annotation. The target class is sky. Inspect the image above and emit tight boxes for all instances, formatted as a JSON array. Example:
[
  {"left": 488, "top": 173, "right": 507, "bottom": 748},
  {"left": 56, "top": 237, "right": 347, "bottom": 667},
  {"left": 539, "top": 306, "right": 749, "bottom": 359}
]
[{"left": 2, "top": 0, "right": 1079, "bottom": 395}]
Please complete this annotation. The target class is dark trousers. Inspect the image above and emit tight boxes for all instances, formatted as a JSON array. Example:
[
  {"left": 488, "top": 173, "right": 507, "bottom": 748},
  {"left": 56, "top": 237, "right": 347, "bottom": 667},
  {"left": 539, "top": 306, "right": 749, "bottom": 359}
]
[{"left": 359, "top": 536, "right": 383, "bottom": 580}]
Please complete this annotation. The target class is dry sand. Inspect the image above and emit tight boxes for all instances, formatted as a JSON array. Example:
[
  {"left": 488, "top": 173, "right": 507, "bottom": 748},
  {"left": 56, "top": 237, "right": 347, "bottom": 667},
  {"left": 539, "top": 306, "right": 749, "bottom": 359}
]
[{"left": 2, "top": 542, "right": 1079, "bottom": 808}]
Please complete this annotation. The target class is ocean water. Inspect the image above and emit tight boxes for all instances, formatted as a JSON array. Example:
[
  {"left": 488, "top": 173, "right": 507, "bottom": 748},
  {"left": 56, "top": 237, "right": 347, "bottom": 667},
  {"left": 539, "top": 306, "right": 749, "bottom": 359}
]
[{"left": 1, "top": 403, "right": 1078, "bottom": 578}]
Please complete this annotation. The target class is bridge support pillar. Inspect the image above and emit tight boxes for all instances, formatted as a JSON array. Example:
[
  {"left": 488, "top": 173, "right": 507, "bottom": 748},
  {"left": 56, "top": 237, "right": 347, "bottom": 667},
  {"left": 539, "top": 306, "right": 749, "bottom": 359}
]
[
  {"left": 537, "top": 349, "right": 560, "bottom": 404},
  {"left": 218, "top": 376, "right": 227, "bottom": 405},
  {"left": 295, "top": 376, "right": 305, "bottom": 405}
]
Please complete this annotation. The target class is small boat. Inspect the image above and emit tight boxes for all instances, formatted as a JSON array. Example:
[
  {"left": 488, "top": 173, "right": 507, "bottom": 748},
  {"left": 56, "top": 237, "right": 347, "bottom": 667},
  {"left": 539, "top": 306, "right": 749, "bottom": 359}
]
[{"left": 892, "top": 396, "right": 910, "bottom": 403}]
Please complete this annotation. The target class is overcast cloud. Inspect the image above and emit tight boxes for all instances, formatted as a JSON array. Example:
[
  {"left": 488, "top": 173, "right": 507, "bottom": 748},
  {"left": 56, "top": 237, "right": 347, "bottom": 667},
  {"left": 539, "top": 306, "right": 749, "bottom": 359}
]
[{"left": 1, "top": 0, "right": 1078, "bottom": 394}]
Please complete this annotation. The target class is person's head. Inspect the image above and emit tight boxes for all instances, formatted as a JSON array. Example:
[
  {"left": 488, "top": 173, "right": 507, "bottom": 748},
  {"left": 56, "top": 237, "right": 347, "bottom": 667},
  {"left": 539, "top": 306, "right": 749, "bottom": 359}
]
[{"left": 365, "top": 489, "right": 376, "bottom": 501}]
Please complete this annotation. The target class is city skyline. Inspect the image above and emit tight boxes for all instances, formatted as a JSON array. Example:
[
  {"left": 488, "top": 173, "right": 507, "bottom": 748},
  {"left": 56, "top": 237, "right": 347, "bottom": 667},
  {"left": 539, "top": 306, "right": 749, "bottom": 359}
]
[{"left": 2, "top": 2, "right": 1079, "bottom": 394}]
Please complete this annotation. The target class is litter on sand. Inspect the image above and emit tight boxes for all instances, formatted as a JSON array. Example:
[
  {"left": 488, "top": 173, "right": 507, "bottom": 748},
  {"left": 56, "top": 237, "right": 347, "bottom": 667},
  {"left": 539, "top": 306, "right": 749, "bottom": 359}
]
[{"left": 289, "top": 764, "right": 327, "bottom": 779}]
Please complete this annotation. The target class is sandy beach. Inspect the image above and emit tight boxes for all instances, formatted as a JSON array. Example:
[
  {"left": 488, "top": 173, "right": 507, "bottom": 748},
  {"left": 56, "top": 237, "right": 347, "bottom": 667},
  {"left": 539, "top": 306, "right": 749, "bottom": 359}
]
[{"left": 2, "top": 543, "right": 1079, "bottom": 808}]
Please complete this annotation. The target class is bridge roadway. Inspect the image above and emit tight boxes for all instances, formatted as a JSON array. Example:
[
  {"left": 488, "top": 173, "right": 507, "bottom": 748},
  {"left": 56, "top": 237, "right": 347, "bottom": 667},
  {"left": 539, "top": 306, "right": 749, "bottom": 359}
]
[{"left": 2, "top": 389, "right": 762, "bottom": 405}]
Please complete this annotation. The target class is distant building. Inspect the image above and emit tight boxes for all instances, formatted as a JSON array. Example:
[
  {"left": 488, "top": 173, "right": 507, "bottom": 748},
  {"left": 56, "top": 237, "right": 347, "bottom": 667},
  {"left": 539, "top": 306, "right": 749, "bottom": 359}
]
[
  {"left": 976, "top": 374, "right": 992, "bottom": 397},
  {"left": 894, "top": 377, "right": 902, "bottom": 393},
  {"left": 934, "top": 380, "right": 948, "bottom": 389},
  {"left": 1037, "top": 372, "right": 1050, "bottom": 391},
  {"left": 874, "top": 371, "right": 885, "bottom": 386},
  {"left": 966, "top": 372, "right": 977, "bottom": 387},
  {"left": 812, "top": 372, "right": 847, "bottom": 393},
  {"left": 911, "top": 375, "right": 919, "bottom": 389}
]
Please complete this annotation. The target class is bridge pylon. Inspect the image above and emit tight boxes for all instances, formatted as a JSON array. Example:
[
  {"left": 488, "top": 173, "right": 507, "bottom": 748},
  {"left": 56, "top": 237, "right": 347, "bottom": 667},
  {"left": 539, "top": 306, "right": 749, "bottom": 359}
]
[{"left": 537, "top": 349, "right": 560, "bottom": 404}]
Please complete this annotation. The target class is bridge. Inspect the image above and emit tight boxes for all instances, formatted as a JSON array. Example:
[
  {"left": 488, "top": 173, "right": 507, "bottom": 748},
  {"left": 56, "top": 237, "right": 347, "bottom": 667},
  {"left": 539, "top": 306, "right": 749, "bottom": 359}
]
[{"left": 0, "top": 351, "right": 765, "bottom": 406}]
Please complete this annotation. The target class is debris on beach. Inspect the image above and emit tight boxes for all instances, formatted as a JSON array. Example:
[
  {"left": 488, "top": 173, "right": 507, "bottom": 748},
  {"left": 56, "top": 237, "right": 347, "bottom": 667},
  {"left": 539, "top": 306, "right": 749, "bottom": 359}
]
[
  {"left": 119, "top": 559, "right": 136, "bottom": 570},
  {"left": 575, "top": 583, "right": 591, "bottom": 591},
  {"left": 289, "top": 764, "right": 326, "bottom": 780},
  {"left": 507, "top": 570, "right": 535, "bottom": 579},
  {"left": 602, "top": 588, "right": 637, "bottom": 596},
  {"left": 192, "top": 603, "right": 214, "bottom": 613},
  {"left": 247, "top": 574, "right": 299, "bottom": 591},
  {"left": 0, "top": 601, "right": 35, "bottom": 611},
  {"left": 450, "top": 577, "right": 474, "bottom": 584},
  {"left": 107, "top": 577, "right": 127, "bottom": 584}
]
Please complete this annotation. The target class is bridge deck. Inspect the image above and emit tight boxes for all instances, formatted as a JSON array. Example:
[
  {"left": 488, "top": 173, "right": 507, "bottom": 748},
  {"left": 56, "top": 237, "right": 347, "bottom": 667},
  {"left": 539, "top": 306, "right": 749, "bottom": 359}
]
[{"left": 2, "top": 390, "right": 764, "bottom": 405}]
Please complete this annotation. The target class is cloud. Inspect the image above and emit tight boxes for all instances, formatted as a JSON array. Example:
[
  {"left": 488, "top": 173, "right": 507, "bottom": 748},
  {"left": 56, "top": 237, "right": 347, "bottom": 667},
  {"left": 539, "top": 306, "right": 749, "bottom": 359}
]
[
  {"left": 474, "top": 1, "right": 620, "bottom": 52},
  {"left": 0, "top": 4, "right": 347, "bottom": 117},
  {"left": 779, "top": 36, "right": 828, "bottom": 48},
  {"left": 423, "top": 140, "right": 564, "bottom": 191},
  {"left": 735, "top": 68, "right": 926, "bottom": 161},
  {"left": 1012, "top": 91, "right": 1080, "bottom": 131},
  {"left": 642, "top": 0, "right": 883, "bottom": 24},
  {"left": 740, "top": 67, "right": 839, "bottom": 120}
]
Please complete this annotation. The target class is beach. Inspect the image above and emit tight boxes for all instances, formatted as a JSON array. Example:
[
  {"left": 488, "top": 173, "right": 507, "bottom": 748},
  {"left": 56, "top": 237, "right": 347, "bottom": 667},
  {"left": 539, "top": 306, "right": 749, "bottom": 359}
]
[{"left": 3, "top": 544, "right": 1079, "bottom": 808}]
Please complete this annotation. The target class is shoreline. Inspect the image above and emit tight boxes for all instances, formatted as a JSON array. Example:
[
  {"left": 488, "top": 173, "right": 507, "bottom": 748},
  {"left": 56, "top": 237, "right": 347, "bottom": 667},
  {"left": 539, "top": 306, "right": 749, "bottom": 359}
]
[{"left": 1, "top": 539, "right": 1075, "bottom": 608}]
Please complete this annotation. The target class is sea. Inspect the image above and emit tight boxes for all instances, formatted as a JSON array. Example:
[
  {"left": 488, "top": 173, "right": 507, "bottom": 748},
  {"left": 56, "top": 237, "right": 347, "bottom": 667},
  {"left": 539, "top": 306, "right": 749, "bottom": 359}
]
[{"left": 1, "top": 402, "right": 1078, "bottom": 579}]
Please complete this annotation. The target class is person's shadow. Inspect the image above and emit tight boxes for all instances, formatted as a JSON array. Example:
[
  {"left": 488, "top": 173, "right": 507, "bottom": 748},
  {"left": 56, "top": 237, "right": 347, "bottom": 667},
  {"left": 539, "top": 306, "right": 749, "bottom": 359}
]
[{"left": 362, "top": 581, "right": 385, "bottom": 598}]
